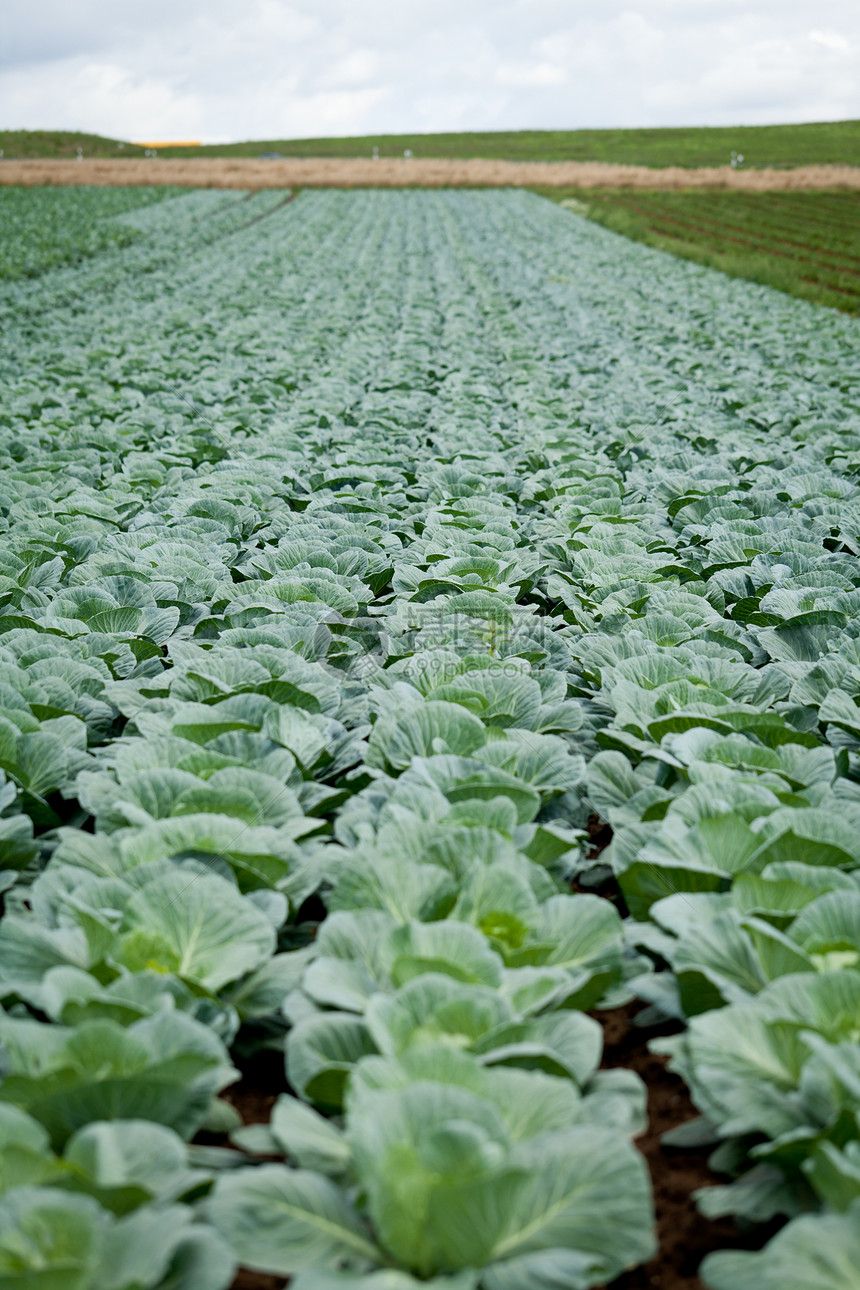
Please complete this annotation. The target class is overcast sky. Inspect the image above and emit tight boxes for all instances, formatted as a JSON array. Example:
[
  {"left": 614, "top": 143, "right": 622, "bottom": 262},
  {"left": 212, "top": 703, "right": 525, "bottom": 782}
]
[{"left": 1, "top": 1, "right": 858, "bottom": 143}]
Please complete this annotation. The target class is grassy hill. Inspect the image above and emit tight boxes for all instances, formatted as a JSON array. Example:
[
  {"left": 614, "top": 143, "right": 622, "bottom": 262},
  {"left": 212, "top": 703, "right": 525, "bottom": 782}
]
[
  {"left": 2, "top": 120, "right": 859, "bottom": 167},
  {"left": 0, "top": 130, "right": 145, "bottom": 159}
]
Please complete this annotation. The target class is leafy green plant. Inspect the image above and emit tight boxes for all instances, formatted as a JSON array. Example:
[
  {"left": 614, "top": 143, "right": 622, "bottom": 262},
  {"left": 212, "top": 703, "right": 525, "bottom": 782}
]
[
  {"left": 0, "top": 1010, "right": 236, "bottom": 1147},
  {"left": 210, "top": 1059, "right": 654, "bottom": 1288},
  {"left": 2, "top": 184, "right": 860, "bottom": 1285}
]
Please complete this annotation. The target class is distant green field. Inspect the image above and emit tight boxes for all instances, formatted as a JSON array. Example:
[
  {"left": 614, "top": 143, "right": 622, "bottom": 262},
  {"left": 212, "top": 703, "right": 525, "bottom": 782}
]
[
  {"left": 537, "top": 188, "right": 860, "bottom": 314},
  {"left": 0, "top": 185, "right": 178, "bottom": 279},
  {"left": 2, "top": 120, "right": 859, "bottom": 167}
]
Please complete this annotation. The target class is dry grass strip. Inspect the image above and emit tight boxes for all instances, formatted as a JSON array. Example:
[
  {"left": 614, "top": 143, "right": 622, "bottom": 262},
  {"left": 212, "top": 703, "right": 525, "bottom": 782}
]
[{"left": 1, "top": 157, "right": 859, "bottom": 191}]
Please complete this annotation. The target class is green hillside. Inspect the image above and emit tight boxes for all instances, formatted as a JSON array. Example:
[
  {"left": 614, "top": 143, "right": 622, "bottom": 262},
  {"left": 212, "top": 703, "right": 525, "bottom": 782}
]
[
  {"left": 2, "top": 120, "right": 858, "bottom": 167},
  {"left": 0, "top": 130, "right": 146, "bottom": 159}
]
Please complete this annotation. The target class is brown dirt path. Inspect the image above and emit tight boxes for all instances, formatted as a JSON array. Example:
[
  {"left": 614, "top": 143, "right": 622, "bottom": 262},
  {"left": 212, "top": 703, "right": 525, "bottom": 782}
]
[{"left": 1, "top": 156, "right": 858, "bottom": 190}]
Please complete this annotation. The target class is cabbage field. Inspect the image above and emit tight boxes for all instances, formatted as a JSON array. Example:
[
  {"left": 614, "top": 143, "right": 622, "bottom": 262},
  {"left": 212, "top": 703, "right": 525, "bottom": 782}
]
[{"left": 1, "top": 186, "right": 860, "bottom": 1290}]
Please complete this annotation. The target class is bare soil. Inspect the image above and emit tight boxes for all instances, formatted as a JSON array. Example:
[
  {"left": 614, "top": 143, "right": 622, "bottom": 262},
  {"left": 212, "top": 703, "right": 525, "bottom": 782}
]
[
  {"left": 597, "top": 1004, "right": 779, "bottom": 1290},
  {"left": 232, "top": 1274, "right": 285, "bottom": 1290},
  {"left": 1, "top": 157, "right": 858, "bottom": 190}
]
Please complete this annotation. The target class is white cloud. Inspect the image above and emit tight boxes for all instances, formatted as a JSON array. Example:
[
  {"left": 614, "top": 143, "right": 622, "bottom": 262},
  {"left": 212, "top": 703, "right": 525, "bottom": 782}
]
[
  {"left": 495, "top": 61, "right": 567, "bottom": 87},
  {"left": 320, "top": 50, "right": 381, "bottom": 89},
  {"left": 646, "top": 24, "right": 859, "bottom": 123},
  {"left": 809, "top": 28, "right": 852, "bottom": 52},
  {"left": 0, "top": 0, "right": 858, "bottom": 141}
]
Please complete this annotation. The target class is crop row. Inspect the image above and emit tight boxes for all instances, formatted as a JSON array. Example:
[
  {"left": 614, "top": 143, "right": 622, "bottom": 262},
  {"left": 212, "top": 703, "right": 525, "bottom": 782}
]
[
  {"left": 545, "top": 189, "right": 860, "bottom": 314},
  {"left": 601, "top": 191, "right": 860, "bottom": 258},
  {"left": 0, "top": 188, "right": 859, "bottom": 1288}
]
